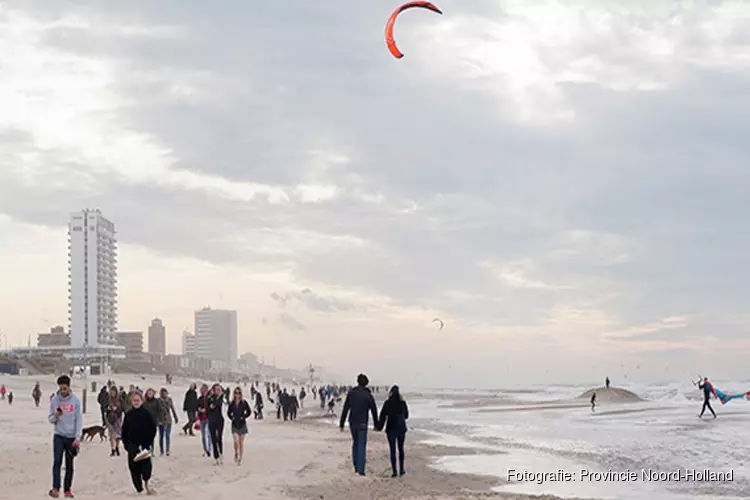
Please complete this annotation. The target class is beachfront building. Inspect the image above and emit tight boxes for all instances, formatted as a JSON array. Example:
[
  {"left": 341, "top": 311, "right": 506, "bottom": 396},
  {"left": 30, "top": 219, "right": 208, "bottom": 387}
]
[
  {"left": 68, "top": 209, "right": 118, "bottom": 349},
  {"left": 194, "top": 307, "right": 237, "bottom": 371},
  {"left": 37, "top": 326, "right": 71, "bottom": 348},
  {"left": 115, "top": 331, "right": 144, "bottom": 361},
  {"left": 148, "top": 318, "right": 166, "bottom": 355},
  {"left": 182, "top": 330, "right": 196, "bottom": 357}
]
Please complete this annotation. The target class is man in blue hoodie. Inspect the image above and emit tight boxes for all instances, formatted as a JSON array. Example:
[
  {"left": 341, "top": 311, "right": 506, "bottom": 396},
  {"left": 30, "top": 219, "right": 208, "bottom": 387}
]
[{"left": 48, "top": 375, "right": 83, "bottom": 498}]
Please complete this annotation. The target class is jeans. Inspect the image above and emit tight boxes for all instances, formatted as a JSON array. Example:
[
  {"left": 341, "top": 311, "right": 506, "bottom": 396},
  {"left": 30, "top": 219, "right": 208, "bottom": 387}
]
[
  {"left": 350, "top": 425, "right": 368, "bottom": 475},
  {"left": 387, "top": 432, "right": 406, "bottom": 475},
  {"left": 158, "top": 423, "right": 172, "bottom": 454},
  {"left": 52, "top": 435, "right": 75, "bottom": 491},
  {"left": 199, "top": 420, "right": 211, "bottom": 455},
  {"left": 209, "top": 419, "right": 224, "bottom": 459}
]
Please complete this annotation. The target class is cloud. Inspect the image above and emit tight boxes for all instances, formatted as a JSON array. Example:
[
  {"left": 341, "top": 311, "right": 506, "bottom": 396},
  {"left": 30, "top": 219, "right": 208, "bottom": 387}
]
[
  {"left": 270, "top": 288, "right": 358, "bottom": 314},
  {"left": 277, "top": 312, "right": 307, "bottom": 332},
  {"left": 2, "top": 0, "right": 750, "bottom": 383}
]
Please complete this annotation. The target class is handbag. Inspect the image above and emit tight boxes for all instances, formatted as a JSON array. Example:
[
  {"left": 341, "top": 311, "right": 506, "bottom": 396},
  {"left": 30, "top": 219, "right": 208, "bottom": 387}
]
[{"left": 194, "top": 421, "right": 200, "bottom": 431}]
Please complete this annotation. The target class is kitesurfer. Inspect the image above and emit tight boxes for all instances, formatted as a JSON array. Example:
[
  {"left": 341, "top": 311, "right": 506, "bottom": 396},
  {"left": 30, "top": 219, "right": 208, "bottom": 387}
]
[
  {"left": 590, "top": 392, "right": 596, "bottom": 412},
  {"left": 698, "top": 377, "right": 717, "bottom": 419}
]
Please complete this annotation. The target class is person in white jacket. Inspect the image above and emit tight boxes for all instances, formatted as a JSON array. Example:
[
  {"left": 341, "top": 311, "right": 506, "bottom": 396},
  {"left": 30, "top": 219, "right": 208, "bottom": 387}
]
[{"left": 48, "top": 375, "right": 83, "bottom": 498}]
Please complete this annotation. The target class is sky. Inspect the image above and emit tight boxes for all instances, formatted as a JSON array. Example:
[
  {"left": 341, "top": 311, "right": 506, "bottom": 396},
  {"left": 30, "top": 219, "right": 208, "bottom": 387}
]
[{"left": 1, "top": 0, "right": 749, "bottom": 388}]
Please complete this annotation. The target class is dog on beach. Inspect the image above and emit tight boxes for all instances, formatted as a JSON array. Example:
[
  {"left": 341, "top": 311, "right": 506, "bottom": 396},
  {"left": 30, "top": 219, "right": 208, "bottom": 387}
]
[{"left": 82, "top": 425, "right": 107, "bottom": 442}]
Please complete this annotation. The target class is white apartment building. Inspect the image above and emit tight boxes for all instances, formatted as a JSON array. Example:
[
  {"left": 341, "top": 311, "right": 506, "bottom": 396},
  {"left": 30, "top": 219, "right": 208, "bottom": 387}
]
[
  {"left": 182, "top": 330, "right": 196, "bottom": 357},
  {"left": 194, "top": 308, "right": 237, "bottom": 370},
  {"left": 68, "top": 209, "right": 118, "bottom": 349}
]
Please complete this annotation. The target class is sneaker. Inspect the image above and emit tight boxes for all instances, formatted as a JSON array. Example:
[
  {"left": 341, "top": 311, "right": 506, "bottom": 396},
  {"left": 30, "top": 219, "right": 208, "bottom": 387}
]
[
  {"left": 48, "top": 489, "right": 60, "bottom": 498},
  {"left": 64, "top": 491, "right": 75, "bottom": 498},
  {"left": 166, "top": 450, "right": 170, "bottom": 456}
]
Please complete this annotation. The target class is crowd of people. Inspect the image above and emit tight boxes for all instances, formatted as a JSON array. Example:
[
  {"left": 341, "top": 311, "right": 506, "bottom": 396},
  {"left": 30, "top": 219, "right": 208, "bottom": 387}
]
[{"left": 44, "top": 373, "right": 409, "bottom": 497}]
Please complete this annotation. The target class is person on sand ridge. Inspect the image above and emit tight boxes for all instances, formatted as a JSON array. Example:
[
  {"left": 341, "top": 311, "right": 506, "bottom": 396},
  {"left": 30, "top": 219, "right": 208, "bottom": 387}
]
[
  {"left": 605, "top": 377, "right": 610, "bottom": 389},
  {"left": 590, "top": 391, "right": 596, "bottom": 412}
]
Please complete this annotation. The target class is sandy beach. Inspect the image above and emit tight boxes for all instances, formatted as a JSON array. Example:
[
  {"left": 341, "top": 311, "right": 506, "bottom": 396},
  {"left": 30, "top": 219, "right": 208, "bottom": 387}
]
[{"left": 0, "top": 375, "right": 573, "bottom": 500}]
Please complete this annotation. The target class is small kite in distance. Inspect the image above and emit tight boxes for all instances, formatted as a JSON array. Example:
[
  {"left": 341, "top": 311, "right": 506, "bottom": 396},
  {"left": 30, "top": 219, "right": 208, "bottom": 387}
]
[
  {"left": 432, "top": 317, "right": 444, "bottom": 330},
  {"left": 385, "top": 1, "right": 443, "bottom": 59}
]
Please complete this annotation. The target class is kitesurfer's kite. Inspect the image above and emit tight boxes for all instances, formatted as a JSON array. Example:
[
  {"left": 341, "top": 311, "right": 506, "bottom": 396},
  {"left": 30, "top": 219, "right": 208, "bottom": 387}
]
[
  {"left": 385, "top": 1, "right": 443, "bottom": 59},
  {"left": 701, "top": 379, "right": 750, "bottom": 404},
  {"left": 432, "top": 318, "right": 444, "bottom": 330}
]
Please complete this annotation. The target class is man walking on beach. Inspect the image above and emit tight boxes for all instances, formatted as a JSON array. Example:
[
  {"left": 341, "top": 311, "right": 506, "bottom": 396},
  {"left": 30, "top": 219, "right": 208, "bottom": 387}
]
[
  {"left": 48, "top": 374, "right": 83, "bottom": 498},
  {"left": 339, "top": 374, "right": 379, "bottom": 476}
]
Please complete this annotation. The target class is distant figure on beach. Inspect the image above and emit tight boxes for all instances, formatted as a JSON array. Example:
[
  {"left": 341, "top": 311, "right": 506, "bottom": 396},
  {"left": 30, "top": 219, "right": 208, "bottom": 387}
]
[
  {"left": 48, "top": 374, "right": 82, "bottom": 498},
  {"left": 7, "top": 391, "right": 13, "bottom": 405},
  {"left": 254, "top": 391, "right": 264, "bottom": 420},
  {"left": 339, "top": 374, "right": 379, "bottom": 476},
  {"left": 32, "top": 382, "right": 42, "bottom": 407},
  {"left": 289, "top": 390, "right": 299, "bottom": 420},
  {"left": 697, "top": 377, "right": 717, "bottom": 419},
  {"left": 299, "top": 387, "right": 306, "bottom": 408},
  {"left": 121, "top": 390, "right": 157, "bottom": 495},
  {"left": 376, "top": 385, "right": 409, "bottom": 477},
  {"left": 97, "top": 386, "right": 109, "bottom": 425},
  {"left": 0, "top": 384, "right": 6, "bottom": 400},
  {"left": 182, "top": 383, "right": 198, "bottom": 436},
  {"left": 605, "top": 377, "right": 610, "bottom": 389},
  {"left": 590, "top": 392, "right": 596, "bottom": 412}
]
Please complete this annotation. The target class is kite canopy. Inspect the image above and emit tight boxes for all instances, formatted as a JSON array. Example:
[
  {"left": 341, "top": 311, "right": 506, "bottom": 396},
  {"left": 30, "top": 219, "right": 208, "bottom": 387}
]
[
  {"left": 432, "top": 317, "right": 444, "bottom": 330},
  {"left": 385, "top": 1, "right": 443, "bottom": 59},
  {"left": 705, "top": 381, "right": 750, "bottom": 404}
]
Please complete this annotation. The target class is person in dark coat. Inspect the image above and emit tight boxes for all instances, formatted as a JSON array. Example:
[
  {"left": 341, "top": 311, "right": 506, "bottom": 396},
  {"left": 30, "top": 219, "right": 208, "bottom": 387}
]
[
  {"left": 289, "top": 390, "right": 299, "bottom": 420},
  {"left": 207, "top": 384, "right": 225, "bottom": 464},
  {"left": 182, "top": 383, "right": 198, "bottom": 435},
  {"left": 376, "top": 385, "right": 410, "bottom": 477},
  {"left": 339, "top": 374, "right": 379, "bottom": 476},
  {"left": 97, "top": 386, "right": 109, "bottom": 425},
  {"left": 121, "top": 391, "right": 157, "bottom": 495},
  {"left": 142, "top": 388, "right": 160, "bottom": 452},
  {"left": 281, "top": 389, "right": 290, "bottom": 421}
]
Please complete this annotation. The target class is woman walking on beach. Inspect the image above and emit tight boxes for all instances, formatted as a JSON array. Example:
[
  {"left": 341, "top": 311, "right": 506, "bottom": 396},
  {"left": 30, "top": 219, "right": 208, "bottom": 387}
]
[
  {"left": 196, "top": 384, "right": 212, "bottom": 457},
  {"left": 376, "top": 385, "right": 410, "bottom": 477},
  {"left": 157, "top": 388, "right": 179, "bottom": 456},
  {"left": 122, "top": 391, "right": 157, "bottom": 495},
  {"left": 254, "top": 391, "right": 264, "bottom": 420},
  {"left": 207, "top": 383, "right": 225, "bottom": 465},
  {"left": 227, "top": 387, "right": 251, "bottom": 465},
  {"left": 105, "top": 386, "right": 124, "bottom": 456},
  {"left": 142, "top": 389, "right": 160, "bottom": 453}
]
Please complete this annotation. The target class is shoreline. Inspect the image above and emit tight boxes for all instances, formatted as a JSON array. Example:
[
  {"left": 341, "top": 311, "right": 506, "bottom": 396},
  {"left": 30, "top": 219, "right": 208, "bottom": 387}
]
[{"left": 286, "top": 417, "right": 579, "bottom": 500}]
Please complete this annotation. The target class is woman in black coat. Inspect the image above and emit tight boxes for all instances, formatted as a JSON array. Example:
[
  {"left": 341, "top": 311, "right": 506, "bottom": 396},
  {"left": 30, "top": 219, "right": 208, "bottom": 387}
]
[
  {"left": 207, "top": 383, "right": 225, "bottom": 464},
  {"left": 376, "top": 385, "right": 410, "bottom": 477},
  {"left": 121, "top": 391, "right": 158, "bottom": 495},
  {"left": 182, "top": 384, "right": 198, "bottom": 435}
]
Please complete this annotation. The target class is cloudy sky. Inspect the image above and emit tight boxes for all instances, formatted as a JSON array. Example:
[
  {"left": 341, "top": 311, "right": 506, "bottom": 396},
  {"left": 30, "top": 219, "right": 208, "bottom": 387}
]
[{"left": 1, "top": 0, "right": 749, "bottom": 387}]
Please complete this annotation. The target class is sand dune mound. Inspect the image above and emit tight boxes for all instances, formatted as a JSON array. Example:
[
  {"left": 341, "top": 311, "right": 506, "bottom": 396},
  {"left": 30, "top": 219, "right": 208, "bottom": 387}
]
[{"left": 576, "top": 387, "right": 643, "bottom": 403}]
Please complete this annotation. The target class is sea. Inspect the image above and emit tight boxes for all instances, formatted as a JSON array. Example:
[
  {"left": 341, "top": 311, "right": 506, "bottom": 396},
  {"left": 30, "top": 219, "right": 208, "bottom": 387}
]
[{"left": 406, "top": 380, "right": 750, "bottom": 500}]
